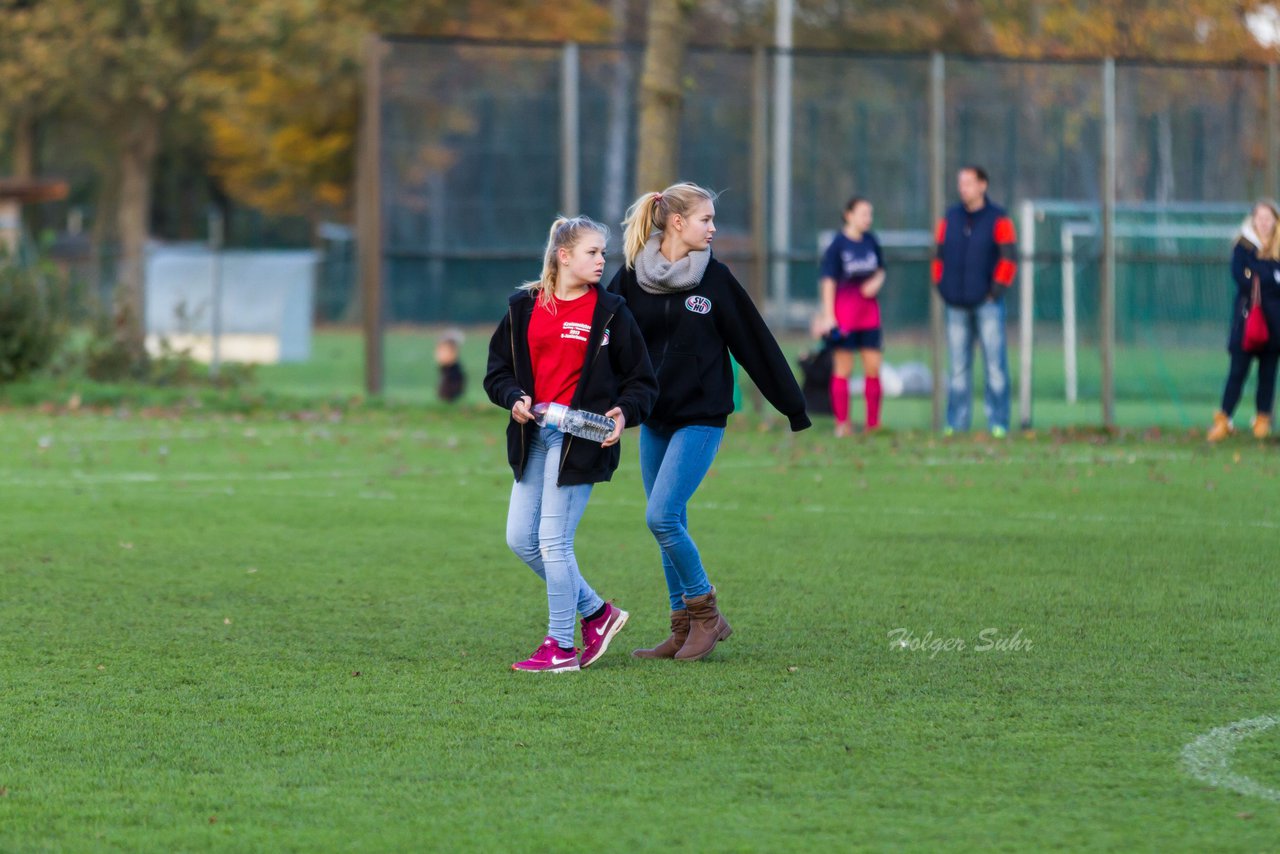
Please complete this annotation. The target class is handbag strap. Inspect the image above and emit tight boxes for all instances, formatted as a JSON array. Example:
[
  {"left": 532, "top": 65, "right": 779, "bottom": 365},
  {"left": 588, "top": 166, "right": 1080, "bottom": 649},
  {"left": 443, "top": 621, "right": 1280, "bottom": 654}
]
[{"left": 1252, "top": 270, "right": 1263, "bottom": 307}]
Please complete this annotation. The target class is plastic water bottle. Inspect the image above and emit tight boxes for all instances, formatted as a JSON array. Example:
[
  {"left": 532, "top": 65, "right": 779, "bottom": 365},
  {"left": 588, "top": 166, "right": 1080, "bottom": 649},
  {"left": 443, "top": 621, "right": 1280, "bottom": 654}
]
[{"left": 532, "top": 402, "right": 616, "bottom": 442}]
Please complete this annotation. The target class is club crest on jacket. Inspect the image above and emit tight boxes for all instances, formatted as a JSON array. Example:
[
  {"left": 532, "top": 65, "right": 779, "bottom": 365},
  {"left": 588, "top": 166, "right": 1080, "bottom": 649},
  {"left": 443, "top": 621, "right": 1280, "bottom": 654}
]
[{"left": 685, "top": 295, "right": 712, "bottom": 315}]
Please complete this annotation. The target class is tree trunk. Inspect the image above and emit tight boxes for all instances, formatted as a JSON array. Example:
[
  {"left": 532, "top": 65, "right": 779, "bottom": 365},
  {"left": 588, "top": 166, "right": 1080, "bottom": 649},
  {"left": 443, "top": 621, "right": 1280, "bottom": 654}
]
[
  {"left": 635, "top": 0, "right": 693, "bottom": 193},
  {"left": 12, "top": 113, "right": 36, "bottom": 179},
  {"left": 602, "top": 0, "right": 632, "bottom": 229},
  {"left": 12, "top": 112, "right": 37, "bottom": 239},
  {"left": 114, "top": 110, "right": 161, "bottom": 368}
]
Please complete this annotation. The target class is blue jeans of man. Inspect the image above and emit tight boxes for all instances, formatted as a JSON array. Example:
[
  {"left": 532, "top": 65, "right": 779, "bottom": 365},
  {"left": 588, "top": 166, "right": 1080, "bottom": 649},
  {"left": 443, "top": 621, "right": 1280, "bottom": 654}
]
[
  {"left": 505, "top": 425, "right": 604, "bottom": 648},
  {"left": 946, "top": 299, "right": 1010, "bottom": 432},
  {"left": 639, "top": 424, "right": 724, "bottom": 611}
]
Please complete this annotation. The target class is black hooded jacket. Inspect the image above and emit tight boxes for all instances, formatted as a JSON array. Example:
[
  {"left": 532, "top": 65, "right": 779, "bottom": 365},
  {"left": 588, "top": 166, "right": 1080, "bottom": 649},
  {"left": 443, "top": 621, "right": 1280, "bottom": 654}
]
[
  {"left": 608, "top": 259, "right": 811, "bottom": 433},
  {"left": 484, "top": 285, "right": 658, "bottom": 486}
]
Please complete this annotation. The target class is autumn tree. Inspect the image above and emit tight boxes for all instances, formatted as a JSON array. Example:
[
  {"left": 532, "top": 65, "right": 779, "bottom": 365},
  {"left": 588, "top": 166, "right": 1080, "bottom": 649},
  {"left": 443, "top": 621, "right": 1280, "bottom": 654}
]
[
  {"left": 0, "top": 1, "right": 228, "bottom": 367},
  {"left": 203, "top": 0, "right": 611, "bottom": 222},
  {"left": 0, "top": 1, "right": 79, "bottom": 202}
]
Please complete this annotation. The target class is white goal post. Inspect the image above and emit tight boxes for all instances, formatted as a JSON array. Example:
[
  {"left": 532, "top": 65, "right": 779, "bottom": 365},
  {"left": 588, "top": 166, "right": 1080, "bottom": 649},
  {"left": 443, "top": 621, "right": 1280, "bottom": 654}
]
[{"left": 1017, "top": 200, "right": 1247, "bottom": 425}]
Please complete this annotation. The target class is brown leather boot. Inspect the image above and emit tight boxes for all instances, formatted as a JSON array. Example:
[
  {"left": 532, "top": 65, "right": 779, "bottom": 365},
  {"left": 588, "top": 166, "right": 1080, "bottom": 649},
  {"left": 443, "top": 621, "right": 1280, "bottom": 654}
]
[
  {"left": 1253, "top": 413, "right": 1272, "bottom": 439},
  {"left": 631, "top": 609, "right": 689, "bottom": 659},
  {"left": 1207, "top": 411, "right": 1234, "bottom": 442},
  {"left": 674, "top": 588, "right": 733, "bottom": 661}
]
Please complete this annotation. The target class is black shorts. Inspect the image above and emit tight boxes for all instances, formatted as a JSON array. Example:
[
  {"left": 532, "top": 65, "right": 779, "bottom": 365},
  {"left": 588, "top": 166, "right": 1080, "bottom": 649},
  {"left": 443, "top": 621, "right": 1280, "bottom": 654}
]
[{"left": 828, "top": 327, "right": 883, "bottom": 351}]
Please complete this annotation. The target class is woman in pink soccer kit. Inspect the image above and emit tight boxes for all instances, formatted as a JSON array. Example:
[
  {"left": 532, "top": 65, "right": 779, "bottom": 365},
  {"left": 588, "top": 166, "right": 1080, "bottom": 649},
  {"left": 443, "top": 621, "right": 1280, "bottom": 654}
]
[
  {"left": 819, "top": 196, "right": 886, "bottom": 436},
  {"left": 484, "top": 216, "right": 657, "bottom": 673}
]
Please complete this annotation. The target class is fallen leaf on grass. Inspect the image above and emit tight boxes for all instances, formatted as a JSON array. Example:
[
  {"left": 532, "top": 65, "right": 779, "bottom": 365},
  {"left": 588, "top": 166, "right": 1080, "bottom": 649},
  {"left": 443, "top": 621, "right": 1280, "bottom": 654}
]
[
  {"left": 351, "top": 671, "right": 361, "bottom": 677},
  {"left": 96, "top": 665, "right": 105, "bottom": 671},
  {"left": 1237, "top": 812, "right": 1254, "bottom": 820},
  {"left": 787, "top": 666, "right": 798, "bottom": 673},
  {"left": 209, "top": 815, "right": 217, "bottom": 824},
  {"left": 0, "top": 786, "right": 9, "bottom": 797},
  {"left": 223, "top": 618, "right": 232, "bottom": 625},
  {"left": 119, "top": 542, "right": 134, "bottom": 550}
]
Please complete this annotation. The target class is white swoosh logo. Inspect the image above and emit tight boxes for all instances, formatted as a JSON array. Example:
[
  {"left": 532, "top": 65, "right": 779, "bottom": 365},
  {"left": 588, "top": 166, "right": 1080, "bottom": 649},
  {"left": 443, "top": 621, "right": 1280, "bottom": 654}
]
[
  {"left": 594, "top": 623, "right": 609, "bottom": 637},
  {"left": 550, "top": 654, "right": 576, "bottom": 665}
]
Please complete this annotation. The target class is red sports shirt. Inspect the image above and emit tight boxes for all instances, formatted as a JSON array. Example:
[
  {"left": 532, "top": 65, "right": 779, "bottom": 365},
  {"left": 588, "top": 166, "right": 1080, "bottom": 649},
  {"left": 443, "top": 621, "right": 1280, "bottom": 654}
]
[{"left": 528, "top": 287, "right": 598, "bottom": 406}]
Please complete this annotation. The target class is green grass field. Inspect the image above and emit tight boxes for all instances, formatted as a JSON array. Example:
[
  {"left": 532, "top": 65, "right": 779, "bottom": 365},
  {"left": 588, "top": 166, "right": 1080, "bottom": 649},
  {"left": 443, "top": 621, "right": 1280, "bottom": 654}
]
[{"left": 2, "top": 402, "right": 1279, "bottom": 851}]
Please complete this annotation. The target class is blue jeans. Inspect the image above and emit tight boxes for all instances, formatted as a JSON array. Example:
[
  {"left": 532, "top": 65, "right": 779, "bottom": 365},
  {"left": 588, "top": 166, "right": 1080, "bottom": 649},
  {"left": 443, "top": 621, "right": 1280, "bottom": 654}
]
[
  {"left": 639, "top": 424, "right": 724, "bottom": 611},
  {"left": 506, "top": 426, "right": 604, "bottom": 647},
  {"left": 945, "top": 300, "right": 1010, "bottom": 432}
]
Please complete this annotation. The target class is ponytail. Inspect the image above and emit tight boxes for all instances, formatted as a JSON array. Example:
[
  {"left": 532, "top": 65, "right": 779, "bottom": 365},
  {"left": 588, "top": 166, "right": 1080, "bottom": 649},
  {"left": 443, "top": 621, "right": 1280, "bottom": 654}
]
[
  {"left": 621, "top": 182, "right": 718, "bottom": 269},
  {"left": 523, "top": 216, "right": 610, "bottom": 307}
]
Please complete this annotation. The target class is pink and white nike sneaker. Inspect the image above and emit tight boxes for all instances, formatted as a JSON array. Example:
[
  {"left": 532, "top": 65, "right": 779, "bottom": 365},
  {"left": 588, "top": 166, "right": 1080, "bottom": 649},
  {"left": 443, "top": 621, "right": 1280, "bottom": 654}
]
[
  {"left": 579, "top": 602, "right": 629, "bottom": 669},
  {"left": 512, "top": 637, "right": 581, "bottom": 673}
]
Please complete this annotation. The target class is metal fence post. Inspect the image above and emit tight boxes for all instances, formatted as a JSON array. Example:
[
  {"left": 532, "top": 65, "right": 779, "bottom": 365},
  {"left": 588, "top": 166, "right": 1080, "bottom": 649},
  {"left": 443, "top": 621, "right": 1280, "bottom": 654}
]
[
  {"left": 561, "top": 42, "right": 580, "bottom": 216},
  {"left": 1017, "top": 198, "right": 1034, "bottom": 428},
  {"left": 208, "top": 209, "right": 224, "bottom": 379},
  {"left": 357, "top": 33, "right": 384, "bottom": 397},
  {"left": 1101, "top": 57, "right": 1117, "bottom": 429},
  {"left": 1269, "top": 63, "right": 1278, "bottom": 201},
  {"left": 929, "top": 52, "right": 946, "bottom": 433},
  {"left": 750, "top": 45, "right": 769, "bottom": 413},
  {"left": 770, "top": 0, "right": 793, "bottom": 324}
]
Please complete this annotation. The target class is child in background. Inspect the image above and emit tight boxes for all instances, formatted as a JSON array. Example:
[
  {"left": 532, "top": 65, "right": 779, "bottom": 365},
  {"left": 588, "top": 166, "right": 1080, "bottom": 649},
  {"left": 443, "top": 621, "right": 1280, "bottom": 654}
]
[{"left": 435, "top": 329, "right": 466, "bottom": 403}]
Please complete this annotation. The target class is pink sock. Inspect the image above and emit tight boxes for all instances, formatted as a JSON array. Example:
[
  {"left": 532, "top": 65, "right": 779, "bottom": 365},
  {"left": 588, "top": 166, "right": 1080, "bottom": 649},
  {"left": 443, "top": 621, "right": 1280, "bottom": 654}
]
[
  {"left": 830, "top": 375, "right": 849, "bottom": 425},
  {"left": 865, "top": 376, "right": 882, "bottom": 429}
]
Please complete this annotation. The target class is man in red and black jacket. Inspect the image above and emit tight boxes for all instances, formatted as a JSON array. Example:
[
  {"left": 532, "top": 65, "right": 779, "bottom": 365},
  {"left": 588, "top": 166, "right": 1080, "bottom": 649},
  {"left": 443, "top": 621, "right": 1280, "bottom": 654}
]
[{"left": 931, "top": 165, "right": 1018, "bottom": 437}]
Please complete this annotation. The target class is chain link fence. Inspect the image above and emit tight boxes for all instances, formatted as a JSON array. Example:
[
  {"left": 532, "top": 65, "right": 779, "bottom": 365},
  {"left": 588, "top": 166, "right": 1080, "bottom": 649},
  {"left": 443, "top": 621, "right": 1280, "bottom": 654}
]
[{"left": 365, "top": 37, "right": 1279, "bottom": 427}]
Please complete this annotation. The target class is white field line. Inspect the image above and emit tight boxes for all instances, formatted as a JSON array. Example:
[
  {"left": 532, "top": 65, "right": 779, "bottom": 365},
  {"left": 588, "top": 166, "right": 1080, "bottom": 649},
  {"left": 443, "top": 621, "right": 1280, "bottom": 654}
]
[
  {"left": 3, "top": 470, "right": 1278, "bottom": 531},
  {"left": 2, "top": 465, "right": 1275, "bottom": 530},
  {"left": 0, "top": 429, "right": 218, "bottom": 445},
  {"left": 674, "top": 501, "right": 1280, "bottom": 531},
  {"left": 0, "top": 426, "right": 430, "bottom": 446},
  {"left": 0, "top": 470, "right": 367, "bottom": 486},
  {"left": 711, "top": 450, "right": 1199, "bottom": 469},
  {"left": 1182, "top": 716, "right": 1280, "bottom": 802}
]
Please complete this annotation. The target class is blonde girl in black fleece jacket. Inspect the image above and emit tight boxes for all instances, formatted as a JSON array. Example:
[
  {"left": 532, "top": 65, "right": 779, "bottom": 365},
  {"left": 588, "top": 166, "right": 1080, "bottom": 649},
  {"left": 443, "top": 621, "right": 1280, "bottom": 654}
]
[{"left": 608, "top": 182, "right": 810, "bottom": 663}]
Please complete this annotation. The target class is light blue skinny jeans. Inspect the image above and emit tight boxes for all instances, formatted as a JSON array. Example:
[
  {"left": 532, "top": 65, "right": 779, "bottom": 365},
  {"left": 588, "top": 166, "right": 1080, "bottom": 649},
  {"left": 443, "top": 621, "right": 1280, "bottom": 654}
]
[
  {"left": 638, "top": 424, "right": 725, "bottom": 611},
  {"left": 505, "top": 425, "right": 604, "bottom": 647}
]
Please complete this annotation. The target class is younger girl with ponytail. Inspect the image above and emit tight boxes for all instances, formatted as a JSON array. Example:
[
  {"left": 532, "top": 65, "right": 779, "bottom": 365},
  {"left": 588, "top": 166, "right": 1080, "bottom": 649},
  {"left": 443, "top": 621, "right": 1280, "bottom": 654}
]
[
  {"left": 485, "top": 216, "right": 657, "bottom": 672},
  {"left": 609, "top": 183, "right": 810, "bottom": 663}
]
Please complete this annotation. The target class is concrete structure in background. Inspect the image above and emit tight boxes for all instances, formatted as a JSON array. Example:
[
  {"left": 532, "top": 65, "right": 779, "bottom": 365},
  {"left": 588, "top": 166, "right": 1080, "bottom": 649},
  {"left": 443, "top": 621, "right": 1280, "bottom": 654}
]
[{"left": 145, "top": 246, "right": 317, "bottom": 364}]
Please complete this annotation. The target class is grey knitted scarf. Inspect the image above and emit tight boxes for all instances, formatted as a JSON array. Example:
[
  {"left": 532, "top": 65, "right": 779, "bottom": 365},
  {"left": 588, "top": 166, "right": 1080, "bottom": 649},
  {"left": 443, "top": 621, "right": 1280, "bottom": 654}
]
[{"left": 634, "top": 233, "right": 711, "bottom": 295}]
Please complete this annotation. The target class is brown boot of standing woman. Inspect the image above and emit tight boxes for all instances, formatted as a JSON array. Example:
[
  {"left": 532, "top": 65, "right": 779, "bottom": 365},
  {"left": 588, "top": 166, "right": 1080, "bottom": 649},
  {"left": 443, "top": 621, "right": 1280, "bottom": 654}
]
[{"left": 675, "top": 587, "right": 733, "bottom": 661}]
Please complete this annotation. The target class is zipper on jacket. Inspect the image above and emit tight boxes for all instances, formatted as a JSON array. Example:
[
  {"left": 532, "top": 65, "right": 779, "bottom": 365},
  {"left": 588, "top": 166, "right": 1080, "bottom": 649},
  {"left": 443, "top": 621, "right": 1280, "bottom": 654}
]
[
  {"left": 658, "top": 297, "right": 673, "bottom": 371},
  {"left": 510, "top": 305, "right": 525, "bottom": 479},
  {"left": 559, "top": 309, "right": 616, "bottom": 480}
]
